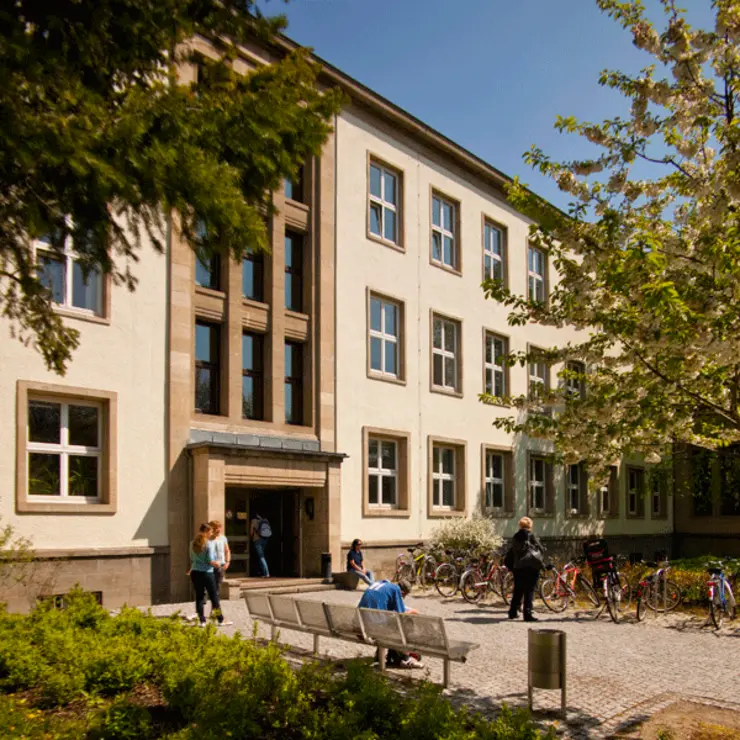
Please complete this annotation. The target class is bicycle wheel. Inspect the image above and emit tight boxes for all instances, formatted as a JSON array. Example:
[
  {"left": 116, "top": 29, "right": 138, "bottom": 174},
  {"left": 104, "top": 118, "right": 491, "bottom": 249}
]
[
  {"left": 636, "top": 582, "right": 653, "bottom": 622},
  {"left": 434, "top": 562, "right": 459, "bottom": 598},
  {"left": 606, "top": 577, "right": 620, "bottom": 623},
  {"left": 501, "top": 571, "right": 514, "bottom": 605},
  {"left": 421, "top": 556, "right": 437, "bottom": 588},
  {"left": 573, "top": 575, "right": 601, "bottom": 613},
  {"left": 395, "top": 562, "right": 416, "bottom": 585},
  {"left": 460, "top": 569, "right": 487, "bottom": 604},
  {"left": 540, "top": 577, "right": 569, "bottom": 612},
  {"left": 653, "top": 579, "right": 682, "bottom": 613},
  {"left": 616, "top": 573, "right": 632, "bottom": 610}
]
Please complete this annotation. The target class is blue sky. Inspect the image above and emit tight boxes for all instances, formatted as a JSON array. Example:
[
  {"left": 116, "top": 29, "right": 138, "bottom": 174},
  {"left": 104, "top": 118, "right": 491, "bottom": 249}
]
[{"left": 257, "top": 0, "right": 715, "bottom": 209}]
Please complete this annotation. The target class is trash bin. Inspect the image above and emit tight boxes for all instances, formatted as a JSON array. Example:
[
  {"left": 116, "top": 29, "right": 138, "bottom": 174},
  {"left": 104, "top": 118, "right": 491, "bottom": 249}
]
[
  {"left": 321, "top": 552, "right": 332, "bottom": 583},
  {"left": 528, "top": 629, "right": 566, "bottom": 718}
]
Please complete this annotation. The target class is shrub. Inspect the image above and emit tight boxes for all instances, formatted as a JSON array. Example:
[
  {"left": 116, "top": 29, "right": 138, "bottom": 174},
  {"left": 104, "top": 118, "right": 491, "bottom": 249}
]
[
  {"left": 429, "top": 514, "right": 504, "bottom": 556},
  {"left": 88, "top": 697, "right": 153, "bottom": 740}
]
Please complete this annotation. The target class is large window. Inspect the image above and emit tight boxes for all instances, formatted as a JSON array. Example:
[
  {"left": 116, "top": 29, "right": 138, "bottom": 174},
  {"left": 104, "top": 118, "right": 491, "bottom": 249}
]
[
  {"left": 242, "top": 253, "right": 264, "bottom": 302},
  {"left": 431, "top": 193, "right": 458, "bottom": 271},
  {"left": 599, "top": 466, "right": 618, "bottom": 518},
  {"left": 483, "top": 222, "right": 505, "bottom": 283},
  {"left": 285, "top": 341, "right": 303, "bottom": 425},
  {"left": 485, "top": 450, "right": 505, "bottom": 511},
  {"left": 528, "top": 351, "right": 549, "bottom": 401},
  {"left": 528, "top": 246, "right": 546, "bottom": 303},
  {"left": 285, "top": 232, "right": 303, "bottom": 312},
  {"left": 195, "top": 253, "right": 220, "bottom": 291},
  {"left": 627, "top": 467, "right": 645, "bottom": 517},
  {"left": 529, "top": 455, "right": 551, "bottom": 514},
  {"left": 195, "top": 322, "right": 221, "bottom": 415},
  {"left": 369, "top": 295, "right": 401, "bottom": 379},
  {"left": 369, "top": 161, "right": 400, "bottom": 246},
  {"left": 36, "top": 234, "right": 102, "bottom": 316},
  {"left": 432, "top": 445, "right": 456, "bottom": 509},
  {"left": 27, "top": 399, "right": 101, "bottom": 501},
  {"left": 484, "top": 332, "right": 507, "bottom": 397},
  {"left": 242, "top": 333, "right": 264, "bottom": 420},
  {"left": 285, "top": 171, "right": 303, "bottom": 202},
  {"left": 432, "top": 315, "right": 460, "bottom": 393},
  {"left": 567, "top": 463, "right": 587, "bottom": 515},
  {"left": 565, "top": 361, "right": 586, "bottom": 398},
  {"left": 367, "top": 437, "right": 397, "bottom": 508}
]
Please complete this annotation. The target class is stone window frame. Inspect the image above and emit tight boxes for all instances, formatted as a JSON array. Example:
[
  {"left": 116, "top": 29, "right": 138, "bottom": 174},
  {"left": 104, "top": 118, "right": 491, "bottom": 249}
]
[
  {"left": 367, "top": 154, "right": 404, "bottom": 250},
  {"left": 430, "top": 188, "right": 462, "bottom": 275},
  {"left": 427, "top": 436, "right": 466, "bottom": 518},
  {"left": 626, "top": 465, "right": 646, "bottom": 518},
  {"left": 362, "top": 427, "right": 411, "bottom": 518},
  {"left": 481, "top": 444, "right": 515, "bottom": 517},
  {"left": 430, "top": 311, "right": 463, "bottom": 397},
  {"left": 16, "top": 380, "right": 117, "bottom": 514},
  {"left": 366, "top": 289, "right": 406, "bottom": 384},
  {"left": 527, "top": 452, "right": 555, "bottom": 517},
  {"left": 565, "top": 462, "right": 590, "bottom": 518},
  {"left": 527, "top": 244, "right": 548, "bottom": 305}
]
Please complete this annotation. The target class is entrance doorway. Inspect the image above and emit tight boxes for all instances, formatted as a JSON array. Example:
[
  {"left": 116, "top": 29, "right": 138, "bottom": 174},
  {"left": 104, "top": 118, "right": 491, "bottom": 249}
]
[{"left": 224, "top": 488, "right": 299, "bottom": 578}]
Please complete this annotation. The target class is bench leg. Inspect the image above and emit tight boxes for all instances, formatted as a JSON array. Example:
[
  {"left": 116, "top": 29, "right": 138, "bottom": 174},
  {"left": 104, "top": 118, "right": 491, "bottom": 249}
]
[
  {"left": 443, "top": 659, "right": 450, "bottom": 688},
  {"left": 378, "top": 647, "right": 387, "bottom": 674},
  {"left": 313, "top": 634, "right": 320, "bottom": 655}
]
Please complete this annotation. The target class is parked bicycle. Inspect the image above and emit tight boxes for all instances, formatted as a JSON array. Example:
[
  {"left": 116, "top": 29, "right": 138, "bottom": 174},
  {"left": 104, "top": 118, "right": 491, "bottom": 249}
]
[
  {"left": 635, "top": 561, "right": 682, "bottom": 621},
  {"left": 459, "top": 551, "right": 513, "bottom": 605},
  {"left": 433, "top": 549, "right": 469, "bottom": 598},
  {"left": 539, "top": 558, "right": 600, "bottom": 613},
  {"left": 706, "top": 559, "right": 737, "bottom": 629},
  {"left": 394, "top": 543, "right": 437, "bottom": 587},
  {"left": 583, "top": 539, "right": 631, "bottom": 624}
]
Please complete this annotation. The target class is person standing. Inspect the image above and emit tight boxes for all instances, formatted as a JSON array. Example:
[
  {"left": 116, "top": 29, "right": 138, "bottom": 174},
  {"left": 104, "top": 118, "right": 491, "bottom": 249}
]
[
  {"left": 249, "top": 512, "right": 270, "bottom": 578},
  {"left": 189, "top": 523, "right": 232, "bottom": 627},
  {"left": 208, "top": 519, "right": 230, "bottom": 596},
  {"left": 506, "top": 516, "right": 544, "bottom": 622},
  {"left": 346, "top": 538, "right": 374, "bottom": 586}
]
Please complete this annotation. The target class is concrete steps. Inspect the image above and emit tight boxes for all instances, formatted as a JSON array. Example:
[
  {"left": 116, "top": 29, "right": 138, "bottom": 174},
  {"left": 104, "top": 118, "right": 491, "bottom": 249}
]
[{"left": 223, "top": 577, "right": 336, "bottom": 599}]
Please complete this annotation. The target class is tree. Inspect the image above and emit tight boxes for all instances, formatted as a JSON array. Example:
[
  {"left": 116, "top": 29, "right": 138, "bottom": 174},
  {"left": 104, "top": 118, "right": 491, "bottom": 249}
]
[
  {"left": 483, "top": 0, "right": 740, "bottom": 476},
  {"left": 1, "top": 1, "right": 342, "bottom": 373}
]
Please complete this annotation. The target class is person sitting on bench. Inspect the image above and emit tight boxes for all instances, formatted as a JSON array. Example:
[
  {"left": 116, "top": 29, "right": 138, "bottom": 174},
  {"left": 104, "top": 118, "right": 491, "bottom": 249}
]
[
  {"left": 346, "top": 539, "right": 374, "bottom": 586},
  {"left": 358, "top": 579, "right": 423, "bottom": 669}
]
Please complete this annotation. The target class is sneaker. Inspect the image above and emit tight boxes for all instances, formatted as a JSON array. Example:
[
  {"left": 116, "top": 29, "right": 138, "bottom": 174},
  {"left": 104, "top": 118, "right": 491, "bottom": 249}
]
[
  {"left": 218, "top": 620, "right": 234, "bottom": 627},
  {"left": 400, "top": 657, "right": 424, "bottom": 669},
  {"left": 186, "top": 613, "right": 198, "bottom": 622},
  {"left": 198, "top": 621, "right": 207, "bottom": 628}
]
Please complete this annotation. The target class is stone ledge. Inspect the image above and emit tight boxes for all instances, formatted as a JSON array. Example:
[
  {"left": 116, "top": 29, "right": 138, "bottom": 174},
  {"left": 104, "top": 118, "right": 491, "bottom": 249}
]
[{"left": 30, "top": 545, "right": 170, "bottom": 560}]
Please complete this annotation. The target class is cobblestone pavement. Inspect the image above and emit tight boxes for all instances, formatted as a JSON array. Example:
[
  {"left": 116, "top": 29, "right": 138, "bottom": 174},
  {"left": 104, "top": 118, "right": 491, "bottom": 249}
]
[{"left": 149, "top": 590, "right": 740, "bottom": 739}]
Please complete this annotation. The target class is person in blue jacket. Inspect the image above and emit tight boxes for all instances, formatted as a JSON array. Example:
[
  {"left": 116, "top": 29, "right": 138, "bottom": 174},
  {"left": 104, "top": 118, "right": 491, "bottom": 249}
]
[{"left": 346, "top": 539, "right": 374, "bottom": 585}]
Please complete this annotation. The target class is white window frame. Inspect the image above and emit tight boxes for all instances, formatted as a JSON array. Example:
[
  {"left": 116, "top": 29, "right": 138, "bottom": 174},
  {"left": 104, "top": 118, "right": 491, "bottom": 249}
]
[
  {"left": 529, "top": 355, "right": 548, "bottom": 400},
  {"left": 485, "top": 450, "right": 505, "bottom": 511},
  {"left": 483, "top": 222, "right": 504, "bottom": 282},
  {"left": 566, "top": 361, "right": 586, "bottom": 398},
  {"left": 367, "top": 437, "right": 398, "bottom": 508},
  {"left": 528, "top": 245, "right": 546, "bottom": 303},
  {"left": 600, "top": 483, "right": 610, "bottom": 516},
  {"left": 432, "top": 445, "right": 456, "bottom": 509},
  {"left": 651, "top": 475, "right": 661, "bottom": 516},
  {"left": 432, "top": 316, "right": 459, "bottom": 392},
  {"left": 26, "top": 398, "right": 102, "bottom": 503},
  {"left": 567, "top": 463, "right": 581, "bottom": 514},
  {"left": 530, "top": 456, "right": 547, "bottom": 513},
  {"left": 628, "top": 468, "right": 642, "bottom": 515},
  {"left": 369, "top": 296, "right": 400, "bottom": 379},
  {"left": 485, "top": 333, "right": 507, "bottom": 397},
  {"left": 369, "top": 162, "right": 399, "bottom": 245},
  {"left": 34, "top": 230, "right": 103, "bottom": 316},
  {"left": 431, "top": 194, "right": 457, "bottom": 270}
]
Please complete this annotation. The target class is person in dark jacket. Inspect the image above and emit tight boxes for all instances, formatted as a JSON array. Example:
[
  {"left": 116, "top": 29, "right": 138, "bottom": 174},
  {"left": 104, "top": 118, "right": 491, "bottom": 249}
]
[{"left": 506, "top": 516, "right": 544, "bottom": 622}]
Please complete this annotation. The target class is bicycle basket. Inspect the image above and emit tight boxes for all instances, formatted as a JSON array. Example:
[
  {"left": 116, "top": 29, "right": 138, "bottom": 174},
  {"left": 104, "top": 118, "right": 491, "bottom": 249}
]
[{"left": 583, "top": 538, "right": 610, "bottom": 564}]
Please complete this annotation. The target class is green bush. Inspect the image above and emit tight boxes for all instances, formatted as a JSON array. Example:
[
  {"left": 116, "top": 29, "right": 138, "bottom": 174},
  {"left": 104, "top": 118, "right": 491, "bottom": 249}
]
[{"left": 88, "top": 697, "right": 153, "bottom": 740}]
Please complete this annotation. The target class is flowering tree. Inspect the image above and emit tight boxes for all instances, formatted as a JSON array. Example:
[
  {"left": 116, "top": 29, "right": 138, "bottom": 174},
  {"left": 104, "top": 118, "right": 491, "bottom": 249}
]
[{"left": 483, "top": 0, "right": 740, "bottom": 478}]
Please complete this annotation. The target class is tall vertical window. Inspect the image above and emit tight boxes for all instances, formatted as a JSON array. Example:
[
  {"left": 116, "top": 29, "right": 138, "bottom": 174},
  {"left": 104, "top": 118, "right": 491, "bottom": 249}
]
[
  {"left": 627, "top": 467, "right": 644, "bottom": 516},
  {"left": 565, "top": 361, "right": 586, "bottom": 398},
  {"left": 195, "top": 253, "right": 220, "bottom": 291},
  {"left": 285, "top": 341, "right": 303, "bottom": 425},
  {"left": 432, "top": 316, "right": 460, "bottom": 392},
  {"left": 242, "top": 253, "right": 264, "bottom": 302},
  {"left": 242, "top": 333, "right": 264, "bottom": 420},
  {"left": 285, "top": 171, "right": 303, "bottom": 202},
  {"left": 431, "top": 194, "right": 458, "bottom": 270},
  {"left": 483, "top": 222, "right": 504, "bottom": 283},
  {"left": 27, "top": 399, "right": 101, "bottom": 500},
  {"left": 600, "top": 482, "right": 610, "bottom": 516},
  {"left": 369, "top": 295, "right": 400, "bottom": 378},
  {"left": 529, "top": 456, "right": 547, "bottom": 513},
  {"left": 195, "top": 322, "right": 220, "bottom": 414},
  {"left": 369, "top": 161, "right": 399, "bottom": 245},
  {"left": 36, "top": 233, "right": 102, "bottom": 315},
  {"left": 432, "top": 445, "right": 456, "bottom": 508},
  {"left": 368, "top": 437, "right": 397, "bottom": 507},
  {"left": 285, "top": 232, "right": 303, "bottom": 312},
  {"left": 567, "top": 463, "right": 583, "bottom": 513},
  {"left": 485, "top": 451, "right": 505, "bottom": 510},
  {"left": 650, "top": 476, "right": 661, "bottom": 516},
  {"left": 528, "top": 352, "right": 548, "bottom": 401},
  {"left": 484, "top": 333, "right": 507, "bottom": 397},
  {"left": 528, "top": 246, "right": 546, "bottom": 303}
]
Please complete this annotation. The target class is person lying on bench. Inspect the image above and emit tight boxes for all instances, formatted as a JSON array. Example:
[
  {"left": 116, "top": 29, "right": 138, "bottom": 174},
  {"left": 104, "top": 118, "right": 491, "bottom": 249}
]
[
  {"left": 346, "top": 539, "right": 374, "bottom": 586},
  {"left": 358, "top": 579, "right": 423, "bottom": 669}
]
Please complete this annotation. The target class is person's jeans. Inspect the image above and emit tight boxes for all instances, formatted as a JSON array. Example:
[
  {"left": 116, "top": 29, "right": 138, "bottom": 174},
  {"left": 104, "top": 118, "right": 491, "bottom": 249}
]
[
  {"left": 190, "top": 570, "right": 222, "bottom": 623},
  {"left": 508, "top": 568, "right": 540, "bottom": 619},
  {"left": 253, "top": 538, "right": 269, "bottom": 577},
  {"left": 352, "top": 569, "right": 374, "bottom": 586}
]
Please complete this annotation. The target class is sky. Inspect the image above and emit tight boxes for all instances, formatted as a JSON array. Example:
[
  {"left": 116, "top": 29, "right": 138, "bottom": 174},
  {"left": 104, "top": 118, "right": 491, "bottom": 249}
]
[{"left": 255, "top": 0, "right": 716, "bottom": 209}]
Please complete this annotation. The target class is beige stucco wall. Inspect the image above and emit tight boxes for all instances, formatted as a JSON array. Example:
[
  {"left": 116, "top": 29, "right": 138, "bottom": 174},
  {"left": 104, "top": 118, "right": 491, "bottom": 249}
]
[
  {"left": 334, "top": 107, "right": 673, "bottom": 547},
  {"left": 0, "top": 238, "right": 168, "bottom": 552}
]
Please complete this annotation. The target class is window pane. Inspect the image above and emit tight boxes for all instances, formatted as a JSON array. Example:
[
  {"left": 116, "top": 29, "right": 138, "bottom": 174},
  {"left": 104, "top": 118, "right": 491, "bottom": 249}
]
[
  {"left": 69, "top": 405, "right": 99, "bottom": 447},
  {"left": 284, "top": 343, "right": 293, "bottom": 376},
  {"left": 534, "top": 459, "right": 544, "bottom": 481},
  {"left": 38, "top": 254, "right": 65, "bottom": 304},
  {"left": 384, "top": 304, "right": 397, "bottom": 336},
  {"left": 368, "top": 439, "right": 379, "bottom": 468},
  {"left": 493, "top": 483, "right": 503, "bottom": 508},
  {"left": 195, "top": 367, "right": 214, "bottom": 412},
  {"left": 383, "top": 170, "right": 396, "bottom": 204},
  {"left": 242, "top": 334, "right": 254, "bottom": 370},
  {"left": 370, "top": 298, "right": 382, "bottom": 332},
  {"left": 195, "top": 324, "right": 213, "bottom": 362},
  {"left": 382, "top": 476, "right": 396, "bottom": 505},
  {"left": 381, "top": 441, "right": 396, "bottom": 470},
  {"left": 69, "top": 455, "right": 98, "bottom": 497},
  {"left": 493, "top": 259, "right": 503, "bottom": 282},
  {"left": 72, "top": 263, "right": 101, "bottom": 313},
  {"left": 433, "top": 319, "right": 442, "bottom": 349},
  {"left": 384, "top": 341, "right": 397, "bottom": 374},
  {"left": 383, "top": 208, "right": 396, "bottom": 243},
  {"left": 242, "top": 376, "right": 256, "bottom": 419},
  {"left": 28, "top": 401, "right": 61, "bottom": 444},
  {"left": 484, "top": 254, "right": 492, "bottom": 278},
  {"left": 285, "top": 274, "right": 294, "bottom": 311},
  {"left": 433, "top": 353, "right": 443, "bottom": 386},
  {"left": 494, "top": 339, "right": 504, "bottom": 365},
  {"left": 444, "top": 357, "right": 455, "bottom": 387},
  {"left": 285, "top": 178, "right": 295, "bottom": 200},
  {"left": 432, "top": 197, "right": 441, "bottom": 227},
  {"left": 28, "top": 453, "right": 60, "bottom": 496},
  {"left": 495, "top": 372, "right": 504, "bottom": 397},
  {"left": 442, "top": 203, "right": 453, "bottom": 231},
  {"left": 444, "top": 324, "right": 455, "bottom": 352},
  {"left": 242, "top": 255, "right": 263, "bottom": 301},
  {"left": 485, "top": 369, "right": 493, "bottom": 395},
  {"left": 442, "top": 448, "right": 455, "bottom": 473},
  {"left": 433, "top": 446, "right": 440, "bottom": 469},
  {"left": 285, "top": 234, "right": 295, "bottom": 268},
  {"left": 490, "top": 453, "right": 502, "bottom": 479},
  {"left": 284, "top": 382, "right": 294, "bottom": 423},
  {"left": 442, "top": 479, "right": 454, "bottom": 507},
  {"left": 443, "top": 236, "right": 454, "bottom": 266},
  {"left": 370, "top": 165, "right": 382, "bottom": 198},
  {"left": 432, "top": 231, "right": 442, "bottom": 261},
  {"left": 195, "top": 255, "right": 213, "bottom": 289},
  {"left": 368, "top": 475, "right": 378, "bottom": 505},
  {"left": 370, "top": 203, "right": 382, "bottom": 236},
  {"left": 370, "top": 336, "right": 382, "bottom": 371}
]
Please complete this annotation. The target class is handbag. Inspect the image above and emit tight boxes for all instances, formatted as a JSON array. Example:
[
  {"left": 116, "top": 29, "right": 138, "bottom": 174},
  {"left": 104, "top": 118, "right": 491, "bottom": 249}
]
[{"left": 514, "top": 535, "right": 544, "bottom": 571}]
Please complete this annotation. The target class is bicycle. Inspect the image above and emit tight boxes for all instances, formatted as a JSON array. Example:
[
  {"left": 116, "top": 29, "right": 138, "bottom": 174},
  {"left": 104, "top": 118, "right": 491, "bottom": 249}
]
[
  {"left": 394, "top": 543, "right": 437, "bottom": 588},
  {"left": 589, "top": 555, "right": 632, "bottom": 623},
  {"left": 635, "top": 561, "right": 682, "bottom": 622},
  {"left": 459, "top": 552, "right": 513, "bottom": 605},
  {"left": 706, "top": 560, "right": 737, "bottom": 629},
  {"left": 539, "top": 558, "right": 600, "bottom": 613},
  {"left": 434, "top": 549, "right": 469, "bottom": 598}
]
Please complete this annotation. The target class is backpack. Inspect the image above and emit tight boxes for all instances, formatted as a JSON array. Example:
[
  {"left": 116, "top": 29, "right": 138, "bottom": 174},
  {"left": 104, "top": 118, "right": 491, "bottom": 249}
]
[{"left": 257, "top": 517, "right": 272, "bottom": 538}]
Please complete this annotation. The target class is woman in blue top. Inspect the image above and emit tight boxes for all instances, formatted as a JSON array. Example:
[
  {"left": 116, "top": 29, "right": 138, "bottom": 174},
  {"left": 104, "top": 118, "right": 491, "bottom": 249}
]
[{"left": 189, "top": 523, "right": 232, "bottom": 627}]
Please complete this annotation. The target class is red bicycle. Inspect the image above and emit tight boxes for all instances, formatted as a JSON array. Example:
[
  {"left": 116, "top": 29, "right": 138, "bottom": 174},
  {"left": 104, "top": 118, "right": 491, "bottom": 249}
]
[
  {"left": 459, "top": 552, "right": 513, "bottom": 605},
  {"left": 539, "top": 559, "right": 600, "bottom": 613}
]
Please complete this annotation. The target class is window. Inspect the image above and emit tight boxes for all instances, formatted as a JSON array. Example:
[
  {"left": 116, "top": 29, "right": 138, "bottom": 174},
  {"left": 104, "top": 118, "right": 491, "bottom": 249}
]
[
  {"left": 195, "top": 322, "right": 221, "bottom": 415},
  {"left": 369, "top": 295, "right": 401, "bottom": 379},
  {"left": 285, "top": 232, "right": 303, "bottom": 312},
  {"left": 27, "top": 399, "right": 101, "bottom": 501},
  {"left": 367, "top": 437, "right": 397, "bottom": 508},
  {"left": 719, "top": 448, "right": 740, "bottom": 515},
  {"left": 485, "top": 451, "right": 505, "bottom": 510},
  {"left": 650, "top": 475, "right": 662, "bottom": 516},
  {"left": 484, "top": 333, "right": 507, "bottom": 397},
  {"left": 483, "top": 222, "right": 505, "bottom": 283},
  {"left": 285, "top": 341, "right": 303, "bottom": 425},
  {"left": 528, "top": 351, "right": 549, "bottom": 401},
  {"left": 528, "top": 246, "right": 546, "bottom": 303},
  {"left": 566, "top": 463, "right": 588, "bottom": 515},
  {"left": 627, "top": 467, "right": 645, "bottom": 517},
  {"left": 369, "top": 161, "right": 400, "bottom": 245},
  {"left": 529, "top": 457, "right": 547, "bottom": 513},
  {"left": 565, "top": 361, "right": 586, "bottom": 398},
  {"left": 600, "top": 482, "right": 610, "bottom": 516},
  {"left": 195, "top": 253, "right": 220, "bottom": 291},
  {"left": 599, "top": 466, "right": 618, "bottom": 518},
  {"left": 242, "top": 253, "right": 264, "bottom": 302},
  {"left": 691, "top": 447, "right": 713, "bottom": 516},
  {"left": 285, "top": 171, "right": 303, "bottom": 202},
  {"left": 432, "top": 445, "right": 456, "bottom": 509},
  {"left": 242, "top": 333, "right": 264, "bottom": 420},
  {"left": 432, "top": 315, "right": 460, "bottom": 393},
  {"left": 36, "top": 234, "right": 102, "bottom": 316},
  {"left": 431, "top": 193, "right": 458, "bottom": 270}
]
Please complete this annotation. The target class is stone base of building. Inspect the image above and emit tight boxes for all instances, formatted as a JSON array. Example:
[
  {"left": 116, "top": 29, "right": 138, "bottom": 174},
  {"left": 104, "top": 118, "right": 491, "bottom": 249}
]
[
  {"left": 675, "top": 532, "right": 740, "bottom": 559},
  {"left": 2, "top": 546, "right": 170, "bottom": 613}
]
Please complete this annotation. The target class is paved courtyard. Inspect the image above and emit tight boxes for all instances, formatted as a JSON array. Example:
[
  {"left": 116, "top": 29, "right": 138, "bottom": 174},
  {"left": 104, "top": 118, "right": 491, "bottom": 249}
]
[{"left": 149, "top": 589, "right": 740, "bottom": 738}]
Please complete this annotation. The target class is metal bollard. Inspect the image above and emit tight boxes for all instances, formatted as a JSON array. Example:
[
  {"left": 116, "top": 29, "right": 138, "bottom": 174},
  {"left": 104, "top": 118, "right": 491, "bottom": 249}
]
[{"left": 528, "top": 629, "right": 566, "bottom": 718}]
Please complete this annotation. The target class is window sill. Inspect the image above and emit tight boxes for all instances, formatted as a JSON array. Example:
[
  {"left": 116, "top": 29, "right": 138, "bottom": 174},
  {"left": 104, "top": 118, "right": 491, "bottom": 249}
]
[
  {"left": 194, "top": 410, "right": 226, "bottom": 419},
  {"left": 363, "top": 507, "right": 411, "bottom": 518},
  {"left": 242, "top": 297, "right": 269, "bottom": 310},
  {"left": 430, "top": 386, "right": 463, "bottom": 399},
  {"left": 484, "top": 509, "right": 514, "bottom": 518},
  {"left": 54, "top": 307, "right": 109, "bottom": 326},
  {"left": 367, "top": 372, "right": 406, "bottom": 386},
  {"left": 428, "top": 508, "right": 465, "bottom": 519},
  {"left": 430, "top": 259, "right": 462, "bottom": 278},
  {"left": 528, "top": 510, "right": 554, "bottom": 519},
  {"left": 195, "top": 285, "right": 226, "bottom": 299},
  {"left": 367, "top": 232, "right": 405, "bottom": 253},
  {"left": 18, "top": 500, "right": 116, "bottom": 515}
]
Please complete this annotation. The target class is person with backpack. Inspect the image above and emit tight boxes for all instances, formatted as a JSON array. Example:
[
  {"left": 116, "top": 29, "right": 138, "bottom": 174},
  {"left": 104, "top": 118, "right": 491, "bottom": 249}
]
[
  {"left": 250, "top": 512, "right": 271, "bottom": 578},
  {"left": 505, "top": 516, "right": 544, "bottom": 622}
]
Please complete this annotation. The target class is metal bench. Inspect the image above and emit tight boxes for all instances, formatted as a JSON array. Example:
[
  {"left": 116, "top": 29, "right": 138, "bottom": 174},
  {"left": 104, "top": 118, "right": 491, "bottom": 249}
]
[{"left": 244, "top": 594, "right": 478, "bottom": 687}]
